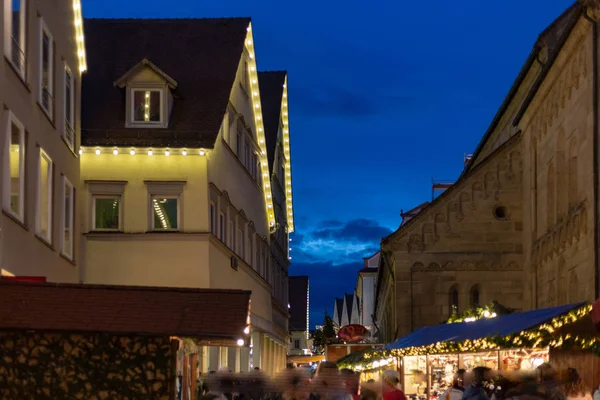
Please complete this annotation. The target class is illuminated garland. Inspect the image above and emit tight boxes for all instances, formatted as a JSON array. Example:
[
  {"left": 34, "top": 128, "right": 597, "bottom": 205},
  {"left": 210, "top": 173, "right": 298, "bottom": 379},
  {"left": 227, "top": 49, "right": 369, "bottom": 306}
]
[
  {"left": 447, "top": 301, "right": 511, "bottom": 324},
  {"left": 338, "top": 304, "right": 599, "bottom": 369}
]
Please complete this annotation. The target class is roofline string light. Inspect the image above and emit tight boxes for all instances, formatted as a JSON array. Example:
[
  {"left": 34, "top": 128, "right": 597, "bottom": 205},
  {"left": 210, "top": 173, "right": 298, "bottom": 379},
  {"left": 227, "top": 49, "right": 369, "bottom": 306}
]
[
  {"left": 245, "top": 23, "right": 277, "bottom": 233},
  {"left": 281, "top": 76, "right": 295, "bottom": 233},
  {"left": 80, "top": 147, "right": 207, "bottom": 157},
  {"left": 72, "top": 0, "right": 87, "bottom": 72}
]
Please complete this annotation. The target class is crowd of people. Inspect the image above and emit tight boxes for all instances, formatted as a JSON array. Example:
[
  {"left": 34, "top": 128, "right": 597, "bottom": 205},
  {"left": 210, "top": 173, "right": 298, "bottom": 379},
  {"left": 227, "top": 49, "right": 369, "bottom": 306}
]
[{"left": 180, "top": 362, "right": 600, "bottom": 400}]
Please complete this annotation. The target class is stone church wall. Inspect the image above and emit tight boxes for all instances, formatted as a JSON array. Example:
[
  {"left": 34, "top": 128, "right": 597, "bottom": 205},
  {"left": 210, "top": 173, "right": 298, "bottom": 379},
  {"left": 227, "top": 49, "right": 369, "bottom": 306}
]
[
  {"left": 0, "top": 331, "right": 175, "bottom": 400},
  {"left": 383, "top": 134, "right": 524, "bottom": 337},
  {"left": 519, "top": 18, "right": 595, "bottom": 309}
]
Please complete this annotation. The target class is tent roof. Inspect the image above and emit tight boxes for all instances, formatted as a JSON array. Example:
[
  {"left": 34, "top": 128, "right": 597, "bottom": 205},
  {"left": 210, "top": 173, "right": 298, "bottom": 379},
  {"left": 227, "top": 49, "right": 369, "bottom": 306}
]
[{"left": 385, "top": 302, "right": 585, "bottom": 351}]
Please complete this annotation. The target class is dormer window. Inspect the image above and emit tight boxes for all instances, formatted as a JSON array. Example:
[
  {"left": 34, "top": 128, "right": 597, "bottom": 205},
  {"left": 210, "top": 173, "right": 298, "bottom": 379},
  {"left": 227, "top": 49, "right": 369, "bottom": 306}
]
[
  {"left": 114, "top": 58, "right": 178, "bottom": 129},
  {"left": 132, "top": 89, "right": 162, "bottom": 123}
]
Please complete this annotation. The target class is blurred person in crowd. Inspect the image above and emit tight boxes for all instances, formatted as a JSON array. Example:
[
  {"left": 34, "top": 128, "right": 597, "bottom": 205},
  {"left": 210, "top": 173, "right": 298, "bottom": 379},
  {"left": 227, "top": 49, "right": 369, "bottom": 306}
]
[
  {"left": 340, "top": 369, "right": 360, "bottom": 400},
  {"left": 536, "top": 363, "right": 566, "bottom": 400},
  {"left": 463, "top": 367, "right": 492, "bottom": 400},
  {"left": 360, "top": 379, "right": 378, "bottom": 400},
  {"left": 440, "top": 370, "right": 466, "bottom": 400},
  {"left": 311, "top": 361, "right": 347, "bottom": 400},
  {"left": 593, "top": 384, "right": 600, "bottom": 400},
  {"left": 277, "top": 365, "right": 312, "bottom": 400},
  {"left": 381, "top": 370, "right": 407, "bottom": 400}
]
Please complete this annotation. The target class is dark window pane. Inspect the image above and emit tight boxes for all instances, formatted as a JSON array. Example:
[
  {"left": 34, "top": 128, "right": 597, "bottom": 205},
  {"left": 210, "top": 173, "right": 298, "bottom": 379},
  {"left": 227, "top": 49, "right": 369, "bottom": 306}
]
[
  {"left": 152, "top": 197, "right": 178, "bottom": 230},
  {"left": 95, "top": 197, "right": 120, "bottom": 230}
]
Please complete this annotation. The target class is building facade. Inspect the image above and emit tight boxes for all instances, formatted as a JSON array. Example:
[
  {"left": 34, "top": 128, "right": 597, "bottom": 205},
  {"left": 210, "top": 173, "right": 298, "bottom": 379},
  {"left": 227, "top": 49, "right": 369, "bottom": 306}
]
[
  {"left": 356, "top": 252, "right": 379, "bottom": 336},
  {"left": 79, "top": 18, "right": 293, "bottom": 375},
  {"left": 288, "top": 275, "right": 310, "bottom": 355},
  {"left": 374, "top": 0, "right": 600, "bottom": 343},
  {"left": 0, "top": 0, "right": 86, "bottom": 281}
]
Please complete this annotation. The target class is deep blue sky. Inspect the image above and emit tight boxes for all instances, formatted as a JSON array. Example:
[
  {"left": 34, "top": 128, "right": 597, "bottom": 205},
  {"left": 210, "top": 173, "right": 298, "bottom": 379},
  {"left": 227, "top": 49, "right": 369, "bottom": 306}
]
[{"left": 85, "top": 0, "right": 573, "bottom": 329}]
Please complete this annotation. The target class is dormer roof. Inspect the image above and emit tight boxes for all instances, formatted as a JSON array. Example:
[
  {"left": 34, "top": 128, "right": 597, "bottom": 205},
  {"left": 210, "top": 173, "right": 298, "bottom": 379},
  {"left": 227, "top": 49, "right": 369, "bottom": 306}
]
[
  {"left": 113, "top": 58, "right": 178, "bottom": 89},
  {"left": 81, "top": 17, "right": 250, "bottom": 148}
]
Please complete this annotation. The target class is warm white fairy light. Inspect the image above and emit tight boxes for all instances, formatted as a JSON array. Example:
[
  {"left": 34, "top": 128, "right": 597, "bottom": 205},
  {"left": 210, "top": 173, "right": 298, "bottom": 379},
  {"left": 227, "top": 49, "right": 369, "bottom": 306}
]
[
  {"left": 80, "top": 147, "right": 208, "bottom": 157},
  {"left": 72, "top": 1, "right": 86, "bottom": 72},
  {"left": 144, "top": 91, "right": 151, "bottom": 122},
  {"left": 245, "top": 22, "right": 276, "bottom": 231},
  {"left": 152, "top": 199, "right": 169, "bottom": 229},
  {"left": 280, "top": 76, "right": 295, "bottom": 232}
]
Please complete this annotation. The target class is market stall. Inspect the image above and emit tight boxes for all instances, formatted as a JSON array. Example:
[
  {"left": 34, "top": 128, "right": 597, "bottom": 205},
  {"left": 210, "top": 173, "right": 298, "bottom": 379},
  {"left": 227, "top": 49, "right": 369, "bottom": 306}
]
[{"left": 338, "top": 302, "right": 600, "bottom": 399}]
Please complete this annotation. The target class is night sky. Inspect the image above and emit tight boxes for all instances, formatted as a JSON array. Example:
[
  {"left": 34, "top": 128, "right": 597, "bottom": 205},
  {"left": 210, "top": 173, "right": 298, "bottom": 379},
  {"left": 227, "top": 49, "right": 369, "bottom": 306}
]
[{"left": 85, "top": 0, "right": 573, "bottom": 329}]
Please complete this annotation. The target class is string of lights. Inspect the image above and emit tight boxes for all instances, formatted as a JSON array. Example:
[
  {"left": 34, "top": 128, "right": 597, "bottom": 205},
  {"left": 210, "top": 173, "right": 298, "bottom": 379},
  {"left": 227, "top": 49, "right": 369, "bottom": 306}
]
[
  {"left": 337, "top": 304, "right": 599, "bottom": 369},
  {"left": 73, "top": 0, "right": 86, "bottom": 72}
]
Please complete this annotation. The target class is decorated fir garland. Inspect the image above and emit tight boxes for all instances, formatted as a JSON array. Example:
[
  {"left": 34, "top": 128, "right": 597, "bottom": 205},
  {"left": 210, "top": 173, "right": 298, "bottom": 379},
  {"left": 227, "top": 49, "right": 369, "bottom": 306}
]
[{"left": 338, "top": 304, "right": 599, "bottom": 369}]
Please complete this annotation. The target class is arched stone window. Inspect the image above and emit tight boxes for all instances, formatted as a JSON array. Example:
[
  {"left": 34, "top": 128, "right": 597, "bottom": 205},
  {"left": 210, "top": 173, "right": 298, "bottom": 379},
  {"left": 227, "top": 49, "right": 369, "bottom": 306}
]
[
  {"left": 449, "top": 285, "right": 459, "bottom": 316},
  {"left": 470, "top": 285, "right": 480, "bottom": 308},
  {"left": 547, "top": 161, "right": 555, "bottom": 230}
]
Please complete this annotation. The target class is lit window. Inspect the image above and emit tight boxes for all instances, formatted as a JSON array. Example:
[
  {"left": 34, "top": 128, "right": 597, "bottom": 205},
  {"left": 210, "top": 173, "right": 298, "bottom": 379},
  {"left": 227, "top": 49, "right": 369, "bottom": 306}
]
[
  {"left": 151, "top": 196, "right": 179, "bottom": 231},
  {"left": 131, "top": 89, "right": 161, "bottom": 123},
  {"left": 36, "top": 149, "right": 53, "bottom": 242},
  {"left": 63, "top": 64, "right": 75, "bottom": 149},
  {"left": 3, "top": 111, "right": 25, "bottom": 222},
  {"left": 210, "top": 203, "right": 216, "bottom": 233},
  {"left": 62, "top": 177, "right": 74, "bottom": 259},
  {"left": 39, "top": 19, "right": 54, "bottom": 117},
  {"left": 93, "top": 196, "right": 121, "bottom": 231},
  {"left": 6, "top": 0, "right": 26, "bottom": 77}
]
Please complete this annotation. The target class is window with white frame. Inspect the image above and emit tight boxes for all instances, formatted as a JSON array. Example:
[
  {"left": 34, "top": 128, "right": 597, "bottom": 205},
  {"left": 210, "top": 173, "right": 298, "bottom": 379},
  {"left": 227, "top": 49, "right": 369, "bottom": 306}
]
[
  {"left": 88, "top": 181, "right": 126, "bottom": 231},
  {"left": 6, "top": 0, "right": 26, "bottom": 77},
  {"left": 219, "top": 212, "right": 225, "bottom": 241},
  {"left": 226, "top": 112, "right": 235, "bottom": 144},
  {"left": 93, "top": 195, "right": 121, "bottom": 230},
  {"left": 63, "top": 64, "right": 75, "bottom": 149},
  {"left": 39, "top": 18, "right": 54, "bottom": 116},
  {"left": 61, "top": 177, "right": 74, "bottom": 259},
  {"left": 4, "top": 111, "right": 25, "bottom": 221},
  {"left": 210, "top": 203, "right": 216, "bottom": 233},
  {"left": 131, "top": 89, "right": 162, "bottom": 124},
  {"left": 36, "top": 149, "right": 53, "bottom": 242},
  {"left": 236, "top": 127, "right": 242, "bottom": 157},
  {"left": 146, "top": 182, "right": 183, "bottom": 232}
]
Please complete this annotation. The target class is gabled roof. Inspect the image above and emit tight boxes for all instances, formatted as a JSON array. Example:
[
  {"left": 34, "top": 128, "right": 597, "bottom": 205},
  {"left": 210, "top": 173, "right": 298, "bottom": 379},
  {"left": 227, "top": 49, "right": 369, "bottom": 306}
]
[
  {"left": 400, "top": 201, "right": 430, "bottom": 227},
  {"left": 462, "top": 2, "right": 582, "bottom": 175},
  {"left": 81, "top": 18, "right": 250, "bottom": 148},
  {"left": 334, "top": 297, "right": 344, "bottom": 325},
  {"left": 0, "top": 281, "right": 251, "bottom": 341},
  {"left": 345, "top": 293, "right": 355, "bottom": 322},
  {"left": 114, "top": 58, "right": 178, "bottom": 89},
  {"left": 258, "top": 71, "right": 286, "bottom": 173}
]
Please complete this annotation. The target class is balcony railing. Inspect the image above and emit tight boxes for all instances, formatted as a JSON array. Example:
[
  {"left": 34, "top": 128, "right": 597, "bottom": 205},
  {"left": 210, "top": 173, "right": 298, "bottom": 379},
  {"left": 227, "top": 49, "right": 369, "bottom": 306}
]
[
  {"left": 64, "top": 120, "right": 75, "bottom": 149},
  {"left": 41, "top": 86, "right": 53, "bottom": 116},
  {"left": 10, "top": 35, "right": 26, "bottom": 77}
]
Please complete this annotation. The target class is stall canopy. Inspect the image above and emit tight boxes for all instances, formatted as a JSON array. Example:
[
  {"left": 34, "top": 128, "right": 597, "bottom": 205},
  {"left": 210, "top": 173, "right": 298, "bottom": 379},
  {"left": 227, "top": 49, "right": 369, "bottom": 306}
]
[
  {"left": 385, "top": 303, "right": 585, "bottom": 351},
  {"left": 0, "top": 281, "right": 251, "bottom": 345}
]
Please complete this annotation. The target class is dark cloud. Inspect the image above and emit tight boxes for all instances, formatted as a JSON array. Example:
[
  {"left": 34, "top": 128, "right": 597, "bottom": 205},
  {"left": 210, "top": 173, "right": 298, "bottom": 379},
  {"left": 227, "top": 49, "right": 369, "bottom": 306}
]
[
  {"left": 317, "top": 220, "right": 344, "bottom": 228},
  {"left": 312, "top": 219, "right": 392, "bottom": 243},
  {"left": 291, "top": 85, "right": 417, "bottom": 119}
]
